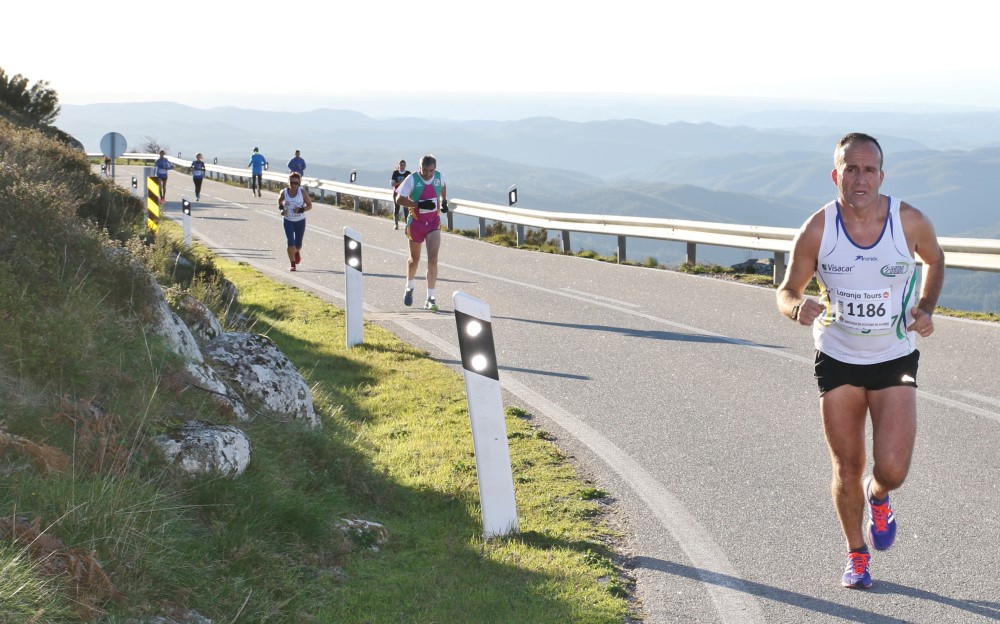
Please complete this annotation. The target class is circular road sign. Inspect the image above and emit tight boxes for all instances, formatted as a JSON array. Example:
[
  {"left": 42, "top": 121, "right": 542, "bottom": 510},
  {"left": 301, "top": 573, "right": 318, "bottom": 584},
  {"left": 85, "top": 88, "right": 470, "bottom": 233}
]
[{"left": 100, "top": 132, "right": 128, "bottom": 159}]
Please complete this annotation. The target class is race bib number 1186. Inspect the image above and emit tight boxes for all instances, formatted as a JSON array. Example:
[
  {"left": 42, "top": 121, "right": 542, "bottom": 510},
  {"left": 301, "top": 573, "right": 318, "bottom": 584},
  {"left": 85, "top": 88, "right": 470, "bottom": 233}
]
[{"left": 833, "top": 287, "right": 894, "bottom": 332}]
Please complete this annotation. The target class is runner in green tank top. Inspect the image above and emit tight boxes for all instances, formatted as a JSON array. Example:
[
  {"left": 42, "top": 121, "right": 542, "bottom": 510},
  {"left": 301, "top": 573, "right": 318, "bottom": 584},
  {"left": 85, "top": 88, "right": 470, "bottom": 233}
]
[{"left": 394, "top": 154, "right": 448, "bottom": 310}]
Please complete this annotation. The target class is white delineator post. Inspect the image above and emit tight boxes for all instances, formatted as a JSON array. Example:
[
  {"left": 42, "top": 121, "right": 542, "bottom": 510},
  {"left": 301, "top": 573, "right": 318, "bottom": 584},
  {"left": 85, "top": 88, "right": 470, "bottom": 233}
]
[
  {"left": 452, "top": 291, "right": 519, "bottom": 538},
  {"left": 181, "top": 198, "right": 192, "bottom": 247},
  {"left": 343, "top": 227, "right": 364, "bottom": 347}
]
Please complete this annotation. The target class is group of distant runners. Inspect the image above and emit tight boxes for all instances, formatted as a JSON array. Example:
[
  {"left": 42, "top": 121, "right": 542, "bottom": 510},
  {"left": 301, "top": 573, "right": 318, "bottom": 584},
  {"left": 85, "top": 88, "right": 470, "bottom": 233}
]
[
  {"left": 265, "top": 149, "right": 448, "bottom": 310},
  {"left": 275, "top": 150, "right": 447, "bottom": 302},
  {"left": 149, "top": 148, "right": 448, "bottom": 310}
]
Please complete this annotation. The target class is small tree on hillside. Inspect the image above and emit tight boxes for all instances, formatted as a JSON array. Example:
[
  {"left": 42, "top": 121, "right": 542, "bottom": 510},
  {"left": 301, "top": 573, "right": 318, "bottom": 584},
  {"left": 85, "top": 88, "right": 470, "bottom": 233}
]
[
  {"left": 0, "top": 67, "right": 61, "bottom": 124},
  {"left": 138, "top": 135, "right": 169, "bottom": 154}
]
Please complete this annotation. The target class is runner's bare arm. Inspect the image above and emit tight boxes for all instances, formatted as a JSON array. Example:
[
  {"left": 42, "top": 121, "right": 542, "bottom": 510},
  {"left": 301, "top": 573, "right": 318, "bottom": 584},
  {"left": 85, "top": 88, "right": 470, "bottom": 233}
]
[{"left": 777, "top": 210, "right": 824, "bottom": 325}]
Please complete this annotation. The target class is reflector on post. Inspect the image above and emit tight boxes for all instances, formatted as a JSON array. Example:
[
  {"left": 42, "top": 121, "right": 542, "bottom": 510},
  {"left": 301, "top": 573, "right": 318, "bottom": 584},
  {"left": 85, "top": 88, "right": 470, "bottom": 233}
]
[
  {"left": 344, "top": 227, "right": 364, "bottom": 347},
  {"left": 181, "top": 198, "right": 192, "bottom": 246},
  {"left": 453, "top": 291, "right": 518, "bottom": 538}
]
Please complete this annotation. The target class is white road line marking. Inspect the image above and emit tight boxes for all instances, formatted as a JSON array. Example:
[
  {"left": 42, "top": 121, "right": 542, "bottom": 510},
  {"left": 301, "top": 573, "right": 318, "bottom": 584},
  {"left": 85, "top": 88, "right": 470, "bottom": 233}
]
[{"left": 561, "top": 287, "right": 640, "bottom": 307}]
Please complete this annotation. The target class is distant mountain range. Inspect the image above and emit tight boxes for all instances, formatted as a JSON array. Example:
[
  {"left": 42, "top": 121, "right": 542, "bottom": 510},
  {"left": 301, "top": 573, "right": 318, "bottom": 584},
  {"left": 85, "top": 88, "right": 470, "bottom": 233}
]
[{"left": 57, "top": 101, "right": 1000, "bottom": 312}]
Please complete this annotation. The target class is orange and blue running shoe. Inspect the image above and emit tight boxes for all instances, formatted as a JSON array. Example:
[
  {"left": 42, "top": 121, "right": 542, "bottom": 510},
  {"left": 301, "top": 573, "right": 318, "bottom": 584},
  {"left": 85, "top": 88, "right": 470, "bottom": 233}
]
[
  {"left": 841, "top": 549, "right": 872, "bottom": 589},
  {"left": 864, "top": 475, "right": 897, "bottom": 551}
]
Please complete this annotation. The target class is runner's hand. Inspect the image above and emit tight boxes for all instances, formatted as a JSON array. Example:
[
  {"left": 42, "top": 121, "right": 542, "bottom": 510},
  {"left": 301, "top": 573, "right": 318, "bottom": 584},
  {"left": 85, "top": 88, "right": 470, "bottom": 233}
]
[{"left": 907, "top": 307, "right": 935, "bottom": 337}]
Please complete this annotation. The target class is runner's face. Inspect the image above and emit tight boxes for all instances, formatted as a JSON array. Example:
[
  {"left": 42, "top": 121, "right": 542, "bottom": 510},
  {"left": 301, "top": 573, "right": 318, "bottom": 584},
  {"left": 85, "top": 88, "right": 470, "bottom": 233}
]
[
  {"left": 833, "top": 141, "right": 883, "bottom": 210},
  {"left": 420, "top": 163, "right": 436, "bottom": 179}
]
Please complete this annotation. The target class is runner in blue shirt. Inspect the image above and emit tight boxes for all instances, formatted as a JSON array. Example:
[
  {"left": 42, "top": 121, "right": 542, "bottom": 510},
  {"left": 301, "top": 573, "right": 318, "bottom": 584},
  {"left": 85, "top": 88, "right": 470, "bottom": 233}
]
[
  {"left": 190, "top": 153, "right": 206, "bottom": 201},
  {"left": 154, "top": 150, "right": 173, "bottom": 203},
  {"left": 248, "top": 147, "right": 268, "bottom": 197},
  {"left": 287, "top": 150, "right": 306, "bottom": 176}
]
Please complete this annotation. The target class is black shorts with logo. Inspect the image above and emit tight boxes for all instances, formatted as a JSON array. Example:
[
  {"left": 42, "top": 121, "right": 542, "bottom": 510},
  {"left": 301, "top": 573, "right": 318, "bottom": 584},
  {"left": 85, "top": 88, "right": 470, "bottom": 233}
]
[{"left": 814, "top": 349, "right": 919, "bottom": 396}]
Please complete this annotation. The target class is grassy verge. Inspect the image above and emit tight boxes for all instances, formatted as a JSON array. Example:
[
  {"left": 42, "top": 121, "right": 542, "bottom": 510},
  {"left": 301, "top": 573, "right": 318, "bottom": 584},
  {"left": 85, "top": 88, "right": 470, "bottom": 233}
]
[
  {"left": 186, "top": 258, "right": 634, "bottom": 622},
  {"left": 2, "top": 233, "right": 635, "bottom": 621}
]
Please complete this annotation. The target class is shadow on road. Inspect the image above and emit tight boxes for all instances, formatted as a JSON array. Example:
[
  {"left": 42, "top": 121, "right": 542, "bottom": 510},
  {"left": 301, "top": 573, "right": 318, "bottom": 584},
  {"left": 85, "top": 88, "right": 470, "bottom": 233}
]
[
  {"left": 496, "top": 316, "right": 784, "bottom": 348},
  {"left": 631, "top": 556, "right": 996, "bottom": 623},
  {"left": 433, "top": 357, "right": 590, "bottom": 381}
]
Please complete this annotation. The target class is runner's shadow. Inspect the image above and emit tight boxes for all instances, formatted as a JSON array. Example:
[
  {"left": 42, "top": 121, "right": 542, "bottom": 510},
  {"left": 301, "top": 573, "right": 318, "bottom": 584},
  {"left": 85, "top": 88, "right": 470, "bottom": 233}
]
[
  {"left": 366, "top": 274, "right": 476, "bottom": 285},
  {"left": 495, "top": 316, "right": 782, "bottom": 348},
  {"left": 436, "top": 358, "right": 590, "bottom": 381},
  {"left": 214, "top": 249, "right": 274, "bottom": 260},
  {"left": 877, "top": 581, "right": 1000, "bottom": 620},
  {"left": 634, "top": 557, "right": 914, "bottom": 624}
]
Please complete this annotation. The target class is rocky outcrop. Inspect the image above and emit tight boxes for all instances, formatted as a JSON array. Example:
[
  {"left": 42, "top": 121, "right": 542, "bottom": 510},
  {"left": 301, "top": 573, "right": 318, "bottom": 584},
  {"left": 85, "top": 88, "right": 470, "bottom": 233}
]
[
  {"left": 730, "top": 257, "right": 775, "bottom": 275},
  {"left": 204, "top": 332, "right": 320, "bottom": 429},
  {"left": 148, "top": 281, "right": 248, "bottom": 421},
  {"left": 147, "top": 276, "right": 320, "bottom": 480},
  {"left": 173, "top": 291, "right": 225, "bottom": 345}
]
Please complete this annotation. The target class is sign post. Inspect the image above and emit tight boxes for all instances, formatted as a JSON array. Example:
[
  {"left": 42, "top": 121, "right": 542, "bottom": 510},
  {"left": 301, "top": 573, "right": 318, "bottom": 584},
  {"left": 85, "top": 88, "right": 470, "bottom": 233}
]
[
  {"left": 146, "top": 177, "right": 160, "bottom": 233},
  {"left": 99, "top": 132, "right": 127, "bottom": 180}
]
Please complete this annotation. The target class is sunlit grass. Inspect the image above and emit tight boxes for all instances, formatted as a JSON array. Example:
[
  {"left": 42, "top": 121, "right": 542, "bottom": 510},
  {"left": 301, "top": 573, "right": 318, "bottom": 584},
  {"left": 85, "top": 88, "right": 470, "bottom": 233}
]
[
  {"left": 209, "top": 259, "right": 633, "bottom": 622},
  {"left": 0, "top": 543, "right": 71, "bottom": 622}
]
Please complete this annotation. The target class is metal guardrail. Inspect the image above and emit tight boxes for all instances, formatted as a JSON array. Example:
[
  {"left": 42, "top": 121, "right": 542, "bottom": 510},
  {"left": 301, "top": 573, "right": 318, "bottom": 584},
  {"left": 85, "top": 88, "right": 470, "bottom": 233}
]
[{"left": 97, "top": 153, "right": 1000, "bottom": 281}]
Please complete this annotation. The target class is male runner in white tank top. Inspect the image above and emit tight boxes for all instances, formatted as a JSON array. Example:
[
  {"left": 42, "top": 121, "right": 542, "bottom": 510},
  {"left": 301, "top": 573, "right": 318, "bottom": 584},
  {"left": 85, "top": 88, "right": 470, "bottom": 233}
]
[{"left": 776, "top": 132, "right": 945, "bottom": 589}]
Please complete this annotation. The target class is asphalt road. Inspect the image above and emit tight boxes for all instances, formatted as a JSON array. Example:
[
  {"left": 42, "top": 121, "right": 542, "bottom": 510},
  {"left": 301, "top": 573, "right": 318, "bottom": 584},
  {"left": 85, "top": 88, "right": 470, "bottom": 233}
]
[{"left": 110, "top": 169, "right": 1000, "bottom": 624}]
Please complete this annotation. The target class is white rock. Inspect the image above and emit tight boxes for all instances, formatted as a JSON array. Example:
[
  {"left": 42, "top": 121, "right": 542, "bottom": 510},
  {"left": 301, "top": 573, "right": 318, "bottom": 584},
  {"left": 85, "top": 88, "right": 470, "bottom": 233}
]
[
  {"left": 338, "top": 518, "right": 389, "bottom": 551},
  {"left": 204, "top": 332, "right": 320, "bottom": 429},
  {"left": 156, "top": 421, "right": 251, "bottom": 476}
]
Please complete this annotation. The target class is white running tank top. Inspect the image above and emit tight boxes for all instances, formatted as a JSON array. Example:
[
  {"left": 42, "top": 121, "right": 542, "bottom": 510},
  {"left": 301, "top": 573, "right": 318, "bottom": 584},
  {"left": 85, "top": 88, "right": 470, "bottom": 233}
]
[
  {"left": 813, "top": 197, "right": 919, "bottom": 364},
  {"left": 282, "top": 188, "right": 306, "bottom": 222}
]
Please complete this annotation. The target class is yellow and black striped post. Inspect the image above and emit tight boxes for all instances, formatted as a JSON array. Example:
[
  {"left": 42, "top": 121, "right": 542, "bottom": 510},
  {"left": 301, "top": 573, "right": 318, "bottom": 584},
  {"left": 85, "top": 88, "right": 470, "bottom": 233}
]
[{"left": 146, "top": 177, "right": 161, "bottom": 232}]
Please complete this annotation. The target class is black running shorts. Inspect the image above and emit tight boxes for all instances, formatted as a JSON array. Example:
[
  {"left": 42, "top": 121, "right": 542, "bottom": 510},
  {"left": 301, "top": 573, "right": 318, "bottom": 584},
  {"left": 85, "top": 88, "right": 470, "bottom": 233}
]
[{"left": 814, "top": 349, "right": 919, "bottom": 396}]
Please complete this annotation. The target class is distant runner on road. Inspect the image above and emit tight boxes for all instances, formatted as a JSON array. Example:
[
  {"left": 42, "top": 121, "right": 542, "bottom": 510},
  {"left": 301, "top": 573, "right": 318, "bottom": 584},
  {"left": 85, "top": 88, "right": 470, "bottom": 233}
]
[
  {"left": 277, "top": 172, "right": 313, "bottom": 272},
  {"left": 190, "top": 153, "right": 206, "bottom": 201},
  {"left": 395, "top": 154, "right": 447, "bottom": 311},
  {"left": 154, "top": 150, "right": 173, "bottom": 203},
  {"left": 390, "top": 159, "right": 410, "bottom": 231},
  {"left": 248, "top": 147, "right": 268, "bottom": 198},
  {"left": 287, "top": 150, "right": 306, "bottom": 176}
]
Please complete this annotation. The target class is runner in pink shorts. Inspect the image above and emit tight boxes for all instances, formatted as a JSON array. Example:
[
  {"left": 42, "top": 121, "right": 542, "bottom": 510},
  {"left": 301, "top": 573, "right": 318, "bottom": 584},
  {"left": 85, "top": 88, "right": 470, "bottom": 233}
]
[
  {"left": 396, "top": 155, "right": 448, "bottom": 310},
  {"left": 406, "top": 210, "right": 440, "bottom": 244}
]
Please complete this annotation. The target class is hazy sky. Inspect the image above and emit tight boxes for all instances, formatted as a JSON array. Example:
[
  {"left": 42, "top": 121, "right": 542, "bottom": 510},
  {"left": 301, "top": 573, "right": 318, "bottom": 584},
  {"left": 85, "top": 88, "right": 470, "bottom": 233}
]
[{"left": 6, "top": 0, "right": 1000, "bottom": 113}]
